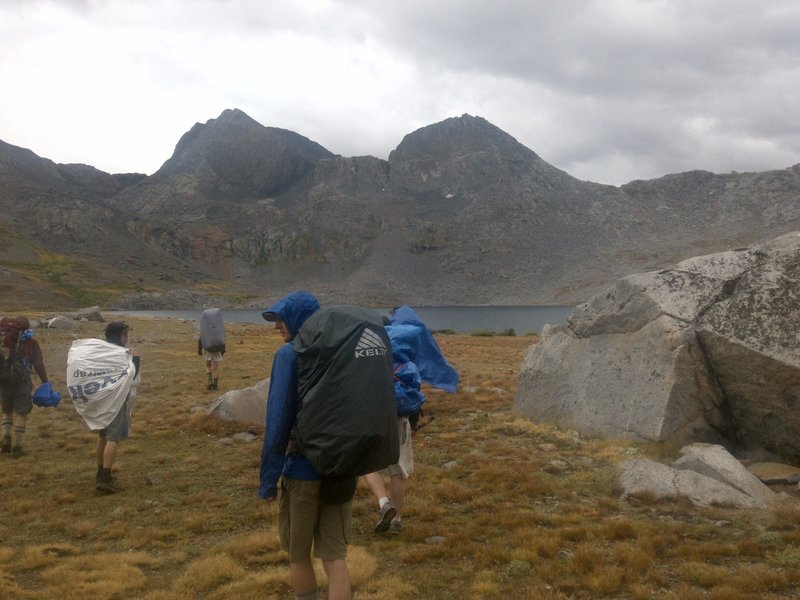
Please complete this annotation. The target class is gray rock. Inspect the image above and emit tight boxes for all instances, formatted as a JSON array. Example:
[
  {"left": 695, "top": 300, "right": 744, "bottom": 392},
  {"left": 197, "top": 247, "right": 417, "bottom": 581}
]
[
  {"left": 515, "top": 232, "right": 800, "bottom": 461},
  {"left": 425, "top": 536, "right": 446, "bottom": 545},
  {"left": 46, "top": 306, "right": 104, "bottom": 323},
  {"left": 45, "top": 316, "right": 81, "bottom": 330},
  {"left": 207, "top": 378, "right": 269, "bottom": 424},
  {"left": 72, "top": 306, "right": 104, "bottom": 322},
  {"left": 543, "top": 459, "right": 569, "bottom": 474},
  {"left": 672, "top": 443, "right": 774, "bottom": 505},
  {"left": 231, "top": 432, "right": 257, "bottom": 443},
  {"left": 145, "top": 472, "right": 163, "bottom": 485},
  {"left": 617, "top": 459, "right": 764, "bottom": 508}
]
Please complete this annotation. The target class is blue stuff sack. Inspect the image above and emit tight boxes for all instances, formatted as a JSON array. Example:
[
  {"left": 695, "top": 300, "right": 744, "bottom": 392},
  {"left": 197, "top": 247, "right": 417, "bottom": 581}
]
[{"left": 33, "top": 382, "right": 61, "bottom": 408}]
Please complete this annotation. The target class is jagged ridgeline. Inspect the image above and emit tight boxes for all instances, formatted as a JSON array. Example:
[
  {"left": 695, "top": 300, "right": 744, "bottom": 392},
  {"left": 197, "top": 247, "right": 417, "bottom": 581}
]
[{"left": 1, "top": 109, "right": 799, "bottom": 310}]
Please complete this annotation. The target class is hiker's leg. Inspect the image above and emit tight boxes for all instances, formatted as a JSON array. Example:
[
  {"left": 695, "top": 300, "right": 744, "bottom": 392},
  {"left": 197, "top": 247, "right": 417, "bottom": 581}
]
[
  {"left": 281, "top": 479, "right": 321, "bottom": 596},
  {"left": 100, "top": 401, "right": 128, "bottom": 470},
  {"left": 2, "top": 412, "right": 13, "bottom": 451},
  {"left": 363, "top": 471, "right": 387, "bottom": 502},
  {"left": 322, "top": 559, "right": 351, "bottom": 600},
  {"left": 389, "top": 472, "right": 406, "bottom": 516},
  {"left": 96, "top": 434, "right": 106, "bottom": 467},
  {"left": 393, "top": 416, "right": 414, "bottom": 517},
  {"left": 96, "top": 405, "right": 127, "bottom": 493},
  {"left": 96, "top": 437, "right": 121, "bottom": 492},
  {"left": 12, "top": 412, "right": 27, "bottom": 449},
  {"left": 210, "top": 357, "right": 220, "bottom": 389},
  {"left": 205, "top": 360, "right": 214, "bottom": 389},
  {"left": 289, "top": 561, "right": 318, "bottom": 598},
  {"left": 103, "top": 440, "right": 118, "bottom": 469},
  {"left": 317, "top": 499, "right": 352, "bottom": 599}
]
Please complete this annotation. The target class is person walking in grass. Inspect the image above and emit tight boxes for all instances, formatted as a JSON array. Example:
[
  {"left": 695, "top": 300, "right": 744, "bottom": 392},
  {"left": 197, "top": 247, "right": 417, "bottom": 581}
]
[
  {"left": 198, "top": 308, "right": 225, "bottom": 391},
  {"left": 364, "top": 322, "right": 424, "bottom": 535},
  {"left": 259, "top": 291, "right": 352, "bottom": 600},
  {"left": 365, "top": 306, "right": 459, "bottom": 535},
  {"left": 68, "top": 321, "right": 140, "bottom": 494},
  {"left": 95, "top": 322, "right": 140, "bottom": 493},
  {"left": 0, "top": 316, "right": 49, "bottom": 458}
]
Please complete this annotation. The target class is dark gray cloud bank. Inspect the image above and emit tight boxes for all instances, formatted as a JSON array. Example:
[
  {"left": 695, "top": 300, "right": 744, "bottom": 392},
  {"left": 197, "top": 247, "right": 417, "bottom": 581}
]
[{"left": 0, "top": 0, "right": 798, "bottom": 184}]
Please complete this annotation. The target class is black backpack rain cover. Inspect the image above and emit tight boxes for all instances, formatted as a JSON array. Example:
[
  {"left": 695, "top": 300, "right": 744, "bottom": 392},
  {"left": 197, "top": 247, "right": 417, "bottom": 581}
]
[{"left": 294, "top": 305, "right": 399, "bottom": 477}]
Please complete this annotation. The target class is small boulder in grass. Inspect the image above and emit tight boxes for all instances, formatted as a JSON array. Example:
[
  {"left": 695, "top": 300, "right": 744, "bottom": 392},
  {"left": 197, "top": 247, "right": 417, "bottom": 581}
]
[
  {"left": 46, "top": 316, "right": 80, "bottom": 330},
  {"left": 208, "top": 378, "right": 270, "bottom": 424}
]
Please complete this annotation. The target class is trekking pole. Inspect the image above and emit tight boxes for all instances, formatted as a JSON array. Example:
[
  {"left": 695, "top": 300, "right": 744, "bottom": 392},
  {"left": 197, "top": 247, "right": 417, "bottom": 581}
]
[{"left": 412, "top": 415, "right": 436, "bottom": 435}]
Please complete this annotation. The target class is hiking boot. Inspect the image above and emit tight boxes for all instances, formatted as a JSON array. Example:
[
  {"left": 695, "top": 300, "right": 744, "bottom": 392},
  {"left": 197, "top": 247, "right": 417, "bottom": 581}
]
[
  {"left": 96, "top": 478, "right": 121, "bottom": 494},
  {"left": 96, "top": 469, "right": 121, "bottom": 493},
  {"left": 0, "top": 436, "right": 10, "bottom": 453},
  {"left": 10, "top": 446, "right": 27, "bottom": 458},
  {"left": 96, "top": 466, "right": 115, "bottom": 485},
  {"left": 374, "top": 501, "right": 397, "bottom": 533},
  {"left": 388, "top": 519, "right": 402, "bottom": 535}
]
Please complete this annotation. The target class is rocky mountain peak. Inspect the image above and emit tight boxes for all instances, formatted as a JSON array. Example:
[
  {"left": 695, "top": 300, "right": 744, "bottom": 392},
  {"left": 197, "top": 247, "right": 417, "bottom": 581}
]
[
  {"left": 153, "top": 108, "right": 334, "bottom": 199},
  {"left": 388, "top": 113, "right": 578, "bottom": 194},
  {"left": 390, "top": 113, "right": 530, "bottom": 162}
]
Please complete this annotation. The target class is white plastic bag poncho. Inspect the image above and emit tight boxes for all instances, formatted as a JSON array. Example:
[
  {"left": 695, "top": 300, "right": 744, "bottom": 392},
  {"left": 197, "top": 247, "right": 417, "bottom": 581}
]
[{"left": 67, "top": 338, "right": 139, "bottom": 431}]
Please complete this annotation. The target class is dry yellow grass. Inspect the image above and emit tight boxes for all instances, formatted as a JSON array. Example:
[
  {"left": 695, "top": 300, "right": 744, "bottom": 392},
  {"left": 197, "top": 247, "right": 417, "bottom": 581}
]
[{"left": 0, "top": 316, "right": 799, "bottom": 598}]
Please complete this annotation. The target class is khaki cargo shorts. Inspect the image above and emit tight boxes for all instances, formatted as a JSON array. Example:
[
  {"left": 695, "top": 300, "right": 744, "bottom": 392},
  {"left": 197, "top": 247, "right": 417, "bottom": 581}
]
[{"left": 278, "top": 478, "right": 352, "bottom": 562}]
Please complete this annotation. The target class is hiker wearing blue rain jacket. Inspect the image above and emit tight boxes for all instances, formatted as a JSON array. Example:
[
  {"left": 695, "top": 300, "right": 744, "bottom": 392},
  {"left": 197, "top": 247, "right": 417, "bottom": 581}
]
[
  {"left": 258, "top": 294, "right": 319, "bottom": 500},
  {"left": 259, "top": 290, "right": 353, "bottom": 600}
]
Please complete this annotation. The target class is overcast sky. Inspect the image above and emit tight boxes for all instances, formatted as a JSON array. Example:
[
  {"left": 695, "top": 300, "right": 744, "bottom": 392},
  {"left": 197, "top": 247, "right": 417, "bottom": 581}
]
[{"left": 1, "top": 0, "right": 798, "bottom": 185}]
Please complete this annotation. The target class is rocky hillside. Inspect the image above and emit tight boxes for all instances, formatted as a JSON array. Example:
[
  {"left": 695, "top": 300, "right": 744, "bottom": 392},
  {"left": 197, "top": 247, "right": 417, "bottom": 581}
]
[{"left": 1, "top": 110, "right": 799, "bottom": 310}]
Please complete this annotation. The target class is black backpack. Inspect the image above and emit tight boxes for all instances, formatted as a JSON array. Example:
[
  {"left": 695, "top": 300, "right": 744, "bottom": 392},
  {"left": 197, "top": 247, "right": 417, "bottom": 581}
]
[{"left": 294, "top": 305, "right": 399, "bottom": 478}]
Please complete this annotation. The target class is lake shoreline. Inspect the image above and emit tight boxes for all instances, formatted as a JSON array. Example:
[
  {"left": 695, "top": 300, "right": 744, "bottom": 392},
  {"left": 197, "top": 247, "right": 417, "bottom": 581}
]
[{"left": 105, "top": 305, "right": 575, "bottom": 335}]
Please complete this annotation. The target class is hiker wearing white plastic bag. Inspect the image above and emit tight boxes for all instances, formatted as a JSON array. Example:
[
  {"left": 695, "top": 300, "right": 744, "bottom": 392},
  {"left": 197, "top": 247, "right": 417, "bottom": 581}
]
[{"left": 67, "top": 321, "right": 140, "bottom": 494}]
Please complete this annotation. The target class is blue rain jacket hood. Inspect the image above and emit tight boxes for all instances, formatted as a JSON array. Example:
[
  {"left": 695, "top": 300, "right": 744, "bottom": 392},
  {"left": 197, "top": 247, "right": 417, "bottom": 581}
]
[
  {"left": 389, "top": 306, "right": 459, "bottom": 393},
  {"left": 262, "top": 291, "right": 320, "bottom": 338}
]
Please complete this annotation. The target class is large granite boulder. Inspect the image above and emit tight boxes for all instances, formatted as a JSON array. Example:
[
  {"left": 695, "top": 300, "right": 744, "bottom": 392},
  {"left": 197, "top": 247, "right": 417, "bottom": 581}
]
[{"left": 514, "top": 232, "right": 800, "bottom": 461}]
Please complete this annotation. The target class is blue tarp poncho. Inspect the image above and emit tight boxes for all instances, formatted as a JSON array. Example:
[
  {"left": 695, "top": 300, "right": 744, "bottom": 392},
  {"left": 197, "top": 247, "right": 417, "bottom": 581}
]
[{"left": 389, "top": 306, "right": 459, "bottom": 393}]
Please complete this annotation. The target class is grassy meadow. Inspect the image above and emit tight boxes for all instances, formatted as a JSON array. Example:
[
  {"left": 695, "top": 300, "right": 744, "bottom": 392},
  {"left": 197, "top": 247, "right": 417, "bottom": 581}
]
[{"left": 1, "top": 316, "right": 800, "bottom": 599}]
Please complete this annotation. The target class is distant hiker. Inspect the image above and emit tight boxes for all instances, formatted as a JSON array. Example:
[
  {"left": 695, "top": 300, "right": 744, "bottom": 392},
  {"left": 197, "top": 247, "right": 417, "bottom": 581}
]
[
  {"left": 364, "top": 306, "right": 459, "bottom": 535},
  {"left": 258, "top": 291, "right": 353, "bottom": 600},
  {"left": 67, "top": 321, "right": 140, "bottom": 494},
  {"left": 0, "top": 316, "right": 50, "bottom": 458},
  {"left": 198, "top": 308, "right": 225, "bottom": 391}
]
